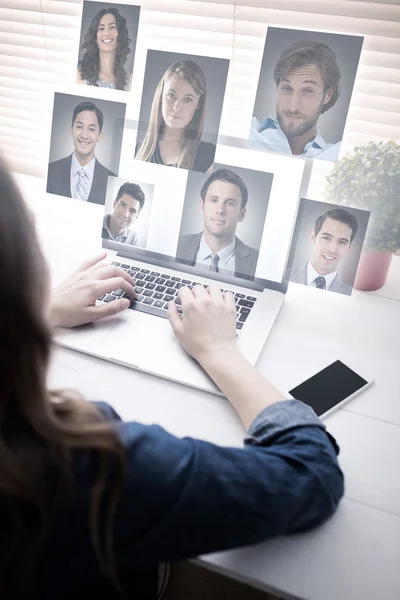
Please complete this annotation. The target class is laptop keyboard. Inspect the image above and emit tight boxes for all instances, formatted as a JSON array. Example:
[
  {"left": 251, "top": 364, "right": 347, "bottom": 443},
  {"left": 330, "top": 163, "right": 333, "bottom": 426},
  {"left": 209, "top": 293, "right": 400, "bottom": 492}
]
[{"left": 98, "top": 262, "right": 258, "bottom": 331}]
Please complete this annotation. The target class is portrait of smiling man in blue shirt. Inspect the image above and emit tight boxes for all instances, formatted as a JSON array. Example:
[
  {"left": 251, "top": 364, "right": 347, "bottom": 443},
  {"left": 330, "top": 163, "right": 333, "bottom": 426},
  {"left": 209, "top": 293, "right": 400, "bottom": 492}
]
[{"left": 249, "top": 40, "right": 342, "bottom": 161}]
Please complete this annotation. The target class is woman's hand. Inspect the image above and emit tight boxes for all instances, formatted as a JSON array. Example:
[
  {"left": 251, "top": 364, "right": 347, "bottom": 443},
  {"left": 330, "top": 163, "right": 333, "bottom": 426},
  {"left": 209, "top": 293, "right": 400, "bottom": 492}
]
[
  {"left": 50, "top": 252, "right": 136, "bottom": 328},
  {"left": 168, "top": 284, "right": 237, "bottom": 364}
]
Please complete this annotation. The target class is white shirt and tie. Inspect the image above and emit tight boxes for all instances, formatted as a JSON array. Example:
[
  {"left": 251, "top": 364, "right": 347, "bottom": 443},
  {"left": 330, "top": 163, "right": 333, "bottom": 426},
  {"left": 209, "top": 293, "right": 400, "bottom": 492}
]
[
  {"left": 194, "top": 234, "right": 236, "bottom": 274},
  {"left": 307, "top": 262, "right": 337, "bottom": 290},
  {"left": 70, "top": 153, "right": 96, "bottom": 201}
]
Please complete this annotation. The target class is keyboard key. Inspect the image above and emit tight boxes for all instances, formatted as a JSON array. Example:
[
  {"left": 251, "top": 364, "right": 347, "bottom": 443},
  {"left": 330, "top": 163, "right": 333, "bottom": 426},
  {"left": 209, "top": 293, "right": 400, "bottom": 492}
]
[
  {"left": 111, "top": 289, "right": 124, "bottom": 297},
  {"left": 135, "top": 286, "right": 144, "bottom": 295},
  {"left": 246, "top": 296, "right": 257, "bottom": 302},
  {"left": 143, "top": 297, "right": 154, "bottom": 305},
  {"left": 160, "top": 273, "right": 169, "bottom": 279},
  {"left": 136, "top": 294, "right": 144, "bottom": 302},
  {"left": 155, "top": 278, "right": 165, "bottom": 285},
  {"left": 145, "top": 282, "right": 156, "bottom": 290},
  {"left": 238, "top": 299, "right": 254, "bottom": 309},
  {"left": 121, "top": 264, "right": 130, "bottom": 269},
  {"left": 240, "top": 307, "right": 251, "bottom": 316},
  {"left": 154, "top": 300, "right": 165, "bottom": 308},
  {"left": 129, "top": 266, "right": 140, "bottom": 272},
  {"left": 166, "top": 287, "right": 176, "bottom": 296},
  {"left": 163, "top": 280, "right": 174, "bottom": 288},
  {"left": 111, "top": 261, "right": 121, "bottom": 266},
  {"left": 136, "top": 272, "right": 146, "bottom": 280},
  {"left": 175, "top": 282, "right": 184, "bottom": 290},
  {"left": 192, "top": 281, "right": 201, "bottom": 287},
  {"left": 153, "top": 292, "right": 164, "bottom": 300},
  {"left": 103, "top": 294, "right": 117, "bottom": 302},
  {"left": 151, "top": 271, "right": 160, "bottom": 276},
  {"left": 176, "top": 305, "right": 183, "bottom": 314},
  {"left": 235, "top": 293, "right": 245, "bottom": 298},
  {"left": 164, "top": 295, "right": 174, "bottom": 302},
  {"left": 98, "top": 294, "right": 106, "bottom": 301},
  {"left": 182, "top": 279, "right": 191, "bottom": 285},
  {"left": 145, "top": 275, "right": 155, "bottom": 282},
  {"left": 175, "top": 297, "right": 181, "bottom": 305},
  {"left": 171, "top": 276, "right": 180, "bottom": 282},
  {"left": 143, "top": 289, "right": 153, "bottom": 297},
  {"left": 140, "top": 269, "right": 150, "bottom": 274},
  {"left": 238, "top": 312, "right": 249, "bottom": 323},
  {"left": 155, "top": 285, "right": 166, "bottom": 293},
  {"left": 236, "top": 322, "right": 243, "bottom": 330}
]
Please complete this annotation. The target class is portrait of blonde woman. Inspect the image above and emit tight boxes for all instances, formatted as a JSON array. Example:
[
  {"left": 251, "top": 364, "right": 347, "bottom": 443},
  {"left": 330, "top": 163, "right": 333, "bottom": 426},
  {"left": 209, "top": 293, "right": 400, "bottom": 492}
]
[
  {"left": 76, "top": 3, "right": 140, "bottom": 91},
  {"left": 135, "top": 59, "right": 221, "bottom": 173}
]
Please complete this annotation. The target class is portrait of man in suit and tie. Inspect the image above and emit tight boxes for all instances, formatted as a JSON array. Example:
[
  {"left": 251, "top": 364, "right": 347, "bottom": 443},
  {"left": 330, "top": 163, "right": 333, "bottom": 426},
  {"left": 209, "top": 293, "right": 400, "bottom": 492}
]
[
  {"left": 176, "top": 168, "right": 260, "bottom": 280},
  {"left": 46, "top": 93, "right": 125, "bottom": 205},
  {"left": 286, "top": 205, "right": 368, "bottom": 296}
]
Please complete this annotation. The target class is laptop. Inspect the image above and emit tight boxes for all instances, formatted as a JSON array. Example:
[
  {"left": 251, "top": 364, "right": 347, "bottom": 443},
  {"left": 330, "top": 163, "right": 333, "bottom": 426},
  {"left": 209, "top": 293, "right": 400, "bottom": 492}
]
[{"left": 54, "top": 147, "right": 305, "bottom": 395}]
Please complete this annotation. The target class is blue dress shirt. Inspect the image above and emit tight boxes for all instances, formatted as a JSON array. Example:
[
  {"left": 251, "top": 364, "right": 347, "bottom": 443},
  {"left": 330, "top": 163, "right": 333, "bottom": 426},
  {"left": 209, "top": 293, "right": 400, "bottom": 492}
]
[
  {"left": 249, "top": 116, "right": 341, "bottom": 162},
  {"left": 5, "top": 399, "right": 343, "bottom": 598}
]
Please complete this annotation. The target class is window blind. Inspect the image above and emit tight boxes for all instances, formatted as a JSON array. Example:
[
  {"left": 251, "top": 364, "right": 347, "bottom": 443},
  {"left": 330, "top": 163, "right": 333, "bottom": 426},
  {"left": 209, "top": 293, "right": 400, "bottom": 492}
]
[{"left": 0, "top": 0, "right": 399, "bottom": 179}]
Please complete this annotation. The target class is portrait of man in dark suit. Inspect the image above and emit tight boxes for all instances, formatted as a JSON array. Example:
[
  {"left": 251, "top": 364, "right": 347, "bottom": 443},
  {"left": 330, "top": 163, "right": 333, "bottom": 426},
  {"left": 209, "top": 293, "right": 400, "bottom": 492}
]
[
  {"left": 176, "top": 168, "right": 258, "bottom": 279},
  {"left": 46, "top": 101, "right": 116, "bottom": 205},
  {"left": 287, "top": 207, "right": 359, "bottom": 295}
]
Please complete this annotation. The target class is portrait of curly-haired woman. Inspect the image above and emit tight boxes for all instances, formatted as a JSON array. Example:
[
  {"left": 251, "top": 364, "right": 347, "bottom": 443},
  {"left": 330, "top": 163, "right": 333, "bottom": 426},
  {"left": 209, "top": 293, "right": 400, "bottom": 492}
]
[{"left": 77, "top": 3, "right": 140, "bottom": 92}]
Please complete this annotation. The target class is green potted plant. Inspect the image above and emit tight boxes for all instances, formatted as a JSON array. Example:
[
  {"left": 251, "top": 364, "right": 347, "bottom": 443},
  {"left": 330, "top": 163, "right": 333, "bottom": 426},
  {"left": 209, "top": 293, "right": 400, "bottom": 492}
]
[{"left": 325, "top": 140, "right": 400, "bottom": 291}]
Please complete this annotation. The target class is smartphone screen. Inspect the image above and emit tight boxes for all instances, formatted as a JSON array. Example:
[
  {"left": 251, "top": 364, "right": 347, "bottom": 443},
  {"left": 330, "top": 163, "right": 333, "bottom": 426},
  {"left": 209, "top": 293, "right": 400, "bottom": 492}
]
[{"left": 289, "top": 360, "right": 369, "bottom": 417}]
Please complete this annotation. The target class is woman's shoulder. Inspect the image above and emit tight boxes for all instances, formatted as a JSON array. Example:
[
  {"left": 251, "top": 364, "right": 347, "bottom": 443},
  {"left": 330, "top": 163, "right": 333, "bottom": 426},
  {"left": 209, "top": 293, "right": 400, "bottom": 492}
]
[{"left": 194, "top": 140, "right": 216, "bottom": 172}]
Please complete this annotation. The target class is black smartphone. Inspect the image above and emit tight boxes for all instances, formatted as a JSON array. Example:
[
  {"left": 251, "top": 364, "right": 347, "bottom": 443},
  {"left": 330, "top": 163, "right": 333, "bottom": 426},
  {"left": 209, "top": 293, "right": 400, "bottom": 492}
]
[{"left": 288, "top": 360, "right": 373, "bottom": 418}]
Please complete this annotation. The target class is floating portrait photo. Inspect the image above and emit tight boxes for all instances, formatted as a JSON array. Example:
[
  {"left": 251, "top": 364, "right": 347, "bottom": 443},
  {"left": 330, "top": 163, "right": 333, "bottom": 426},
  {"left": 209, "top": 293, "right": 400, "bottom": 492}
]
[
  {"left": 249, "top": 27, "right": 364, "bottom": 162},
  {"left": 76, "top": 1, "right": 140, "bottom": 92},
  {"left": 175, "top": 164, "right": 274, "bottom": 281},
  {"left": 135, "top": 50, "right": 230, "bottom": 174},
  {"left": 46, "top": 92, "right": 126, "bottom": 205},
  {"left": 102, "top": 176, "right": 154, "bottom": 249},
  {"left": 286, "top": 198, "right": 370, "bottom": 296}
]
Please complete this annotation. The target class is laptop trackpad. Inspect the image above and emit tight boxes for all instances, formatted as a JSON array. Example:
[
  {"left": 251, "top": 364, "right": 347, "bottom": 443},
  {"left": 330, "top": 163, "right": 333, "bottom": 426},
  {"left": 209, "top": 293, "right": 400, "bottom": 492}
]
[{"left": 103, "top": 319, "right": 221, "bottom": 395}]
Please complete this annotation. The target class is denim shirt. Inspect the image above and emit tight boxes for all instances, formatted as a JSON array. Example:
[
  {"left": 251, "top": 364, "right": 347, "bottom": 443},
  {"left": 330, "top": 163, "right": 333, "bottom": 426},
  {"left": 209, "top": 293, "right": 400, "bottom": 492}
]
[{"left": 28, "top": 400, "right": 343, "bottom": 599}]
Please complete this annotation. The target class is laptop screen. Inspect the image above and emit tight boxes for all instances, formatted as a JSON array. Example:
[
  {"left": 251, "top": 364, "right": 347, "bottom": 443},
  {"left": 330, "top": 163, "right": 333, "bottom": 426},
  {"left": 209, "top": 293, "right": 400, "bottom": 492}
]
[{"left": 101, "top": 145, "right": 305, "bottom": 291}]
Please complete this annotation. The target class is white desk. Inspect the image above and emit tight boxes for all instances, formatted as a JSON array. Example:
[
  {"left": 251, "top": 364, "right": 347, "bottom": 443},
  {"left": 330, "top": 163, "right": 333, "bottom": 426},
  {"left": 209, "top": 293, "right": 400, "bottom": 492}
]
[{"left": 29, "top": 181, "right": 400, "bottom": 600}]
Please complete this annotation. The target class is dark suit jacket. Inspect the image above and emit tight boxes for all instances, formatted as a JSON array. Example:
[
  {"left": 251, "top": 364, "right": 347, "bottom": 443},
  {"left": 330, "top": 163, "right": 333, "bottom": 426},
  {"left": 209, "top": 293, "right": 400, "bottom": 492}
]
[
  {"left": 286, "top": 264, "right": 353, "bottom": 296},
  {"left": 46, "top": 154, "right": 116, "bottom": 205},
  {"left": 176, "top": 232, "right": 259, "bottom": 280}
]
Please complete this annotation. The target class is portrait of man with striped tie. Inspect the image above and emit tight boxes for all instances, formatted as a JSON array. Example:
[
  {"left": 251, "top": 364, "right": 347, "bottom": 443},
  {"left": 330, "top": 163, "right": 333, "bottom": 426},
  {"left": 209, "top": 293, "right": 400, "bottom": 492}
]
[
  {"left": 46, "top": 95, "right": 124, "bottom": 205},
  {"left": 286, "top": 201, "right": 370, "bottom": 296},
  {"left": 175, "top": 168, "right": 260, "bottom": 280}
]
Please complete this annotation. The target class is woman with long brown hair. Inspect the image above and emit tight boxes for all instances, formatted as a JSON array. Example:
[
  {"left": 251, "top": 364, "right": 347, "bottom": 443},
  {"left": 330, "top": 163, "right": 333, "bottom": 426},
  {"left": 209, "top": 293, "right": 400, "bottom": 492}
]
[
  {"left": 135, "top": 60, "right": 216, "bottom": 172},
  {"left": 0, "top": 157, "right": 343, "bottom": 599},
  {"left": 77, "top": 7, "right": 132, "bottom": 91}
]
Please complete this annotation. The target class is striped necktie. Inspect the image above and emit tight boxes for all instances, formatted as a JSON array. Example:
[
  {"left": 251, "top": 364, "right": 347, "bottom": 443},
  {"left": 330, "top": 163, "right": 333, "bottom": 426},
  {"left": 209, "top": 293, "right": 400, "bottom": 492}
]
[
  {"left": 209, "top": 253, "right": 220, "bottom": 273},
  {"left": 74, "top": 167, "right": 89, "bottom": 202}
]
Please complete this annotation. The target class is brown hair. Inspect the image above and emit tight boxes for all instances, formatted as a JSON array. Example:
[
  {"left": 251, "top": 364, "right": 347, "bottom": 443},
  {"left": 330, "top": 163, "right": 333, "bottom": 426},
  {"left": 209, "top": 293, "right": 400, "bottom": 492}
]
[
  {"left": 0, "top": 157, "right": 125, "bottom": 595},
  {"left": 273, "top": 40, "right": 341, "bottom": 113}
]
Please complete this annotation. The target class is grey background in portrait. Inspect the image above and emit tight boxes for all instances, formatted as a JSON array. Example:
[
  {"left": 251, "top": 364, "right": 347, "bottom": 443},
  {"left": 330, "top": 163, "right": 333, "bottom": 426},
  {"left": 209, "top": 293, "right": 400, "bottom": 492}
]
[
  {"left": 103, "top": 176, "right": 154, "bottom": 248},
  {"left": 48, "top": 93, "right": 126, "bottom": 175},
  {"left": 178, "top": 164, "right": 274, "bottom": 252},
  {"left": 253, "top": 28, "right": 364, "bottom": 145},
  {"left": 78, "top": 1, "right": 140, "bottom": 78},
  {"left": 287, "top": 198, "right": 370, "bottom": 285},
  {"left": 137, "top": 50, "right": 230, "bottom": 145}
]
